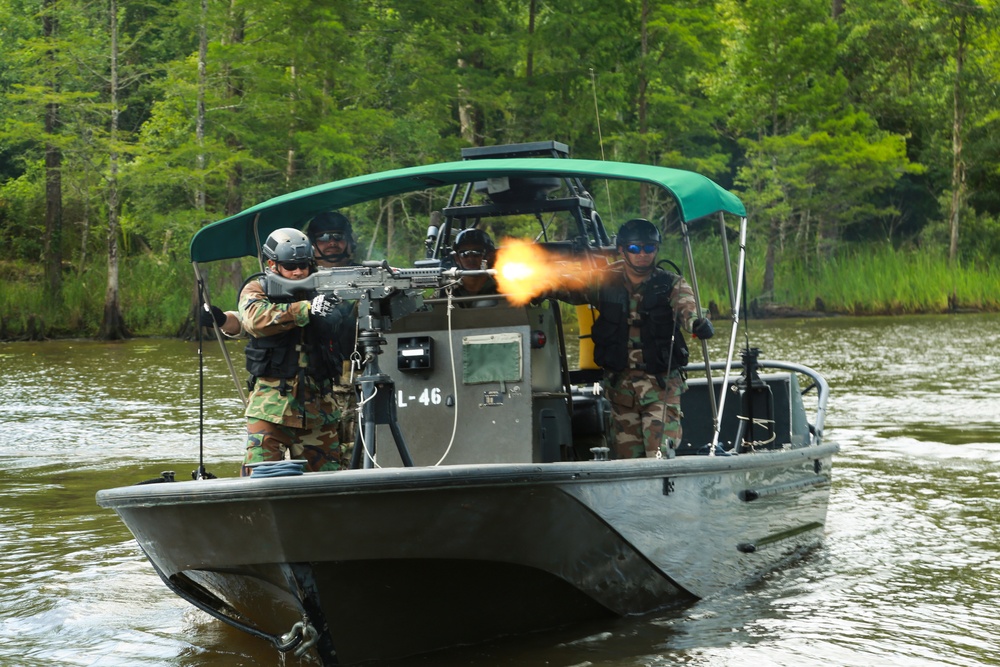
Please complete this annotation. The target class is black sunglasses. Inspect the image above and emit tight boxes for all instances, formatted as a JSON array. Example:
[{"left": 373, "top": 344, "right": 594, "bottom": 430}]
[
  {"left": 278, "top": 260, "right": 312, "bottom": 271},
  {"left": 625, "top": 243, "right": 658, "bottom": 255},
  {"left": 458, "top": 249, "right": 485, "bottom": 259},
  {"left": 314, "top": 232, "right": 346, "bottom": 243}
]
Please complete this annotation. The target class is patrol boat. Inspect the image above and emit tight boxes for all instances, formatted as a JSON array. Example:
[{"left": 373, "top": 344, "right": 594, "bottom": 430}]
[{"left": 97, "top": 141, "right": 837, "bottom": 665}]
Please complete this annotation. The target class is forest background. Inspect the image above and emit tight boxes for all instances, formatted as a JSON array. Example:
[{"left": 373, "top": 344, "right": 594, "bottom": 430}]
[{"left": 1, "top": 0, "right": 999, "bottom": 340}]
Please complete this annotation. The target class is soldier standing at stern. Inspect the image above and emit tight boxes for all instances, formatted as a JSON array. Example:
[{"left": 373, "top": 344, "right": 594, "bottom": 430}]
[
  {"left": 570, "top": 218, "right": 714, "bottom": 459},
  {"left": 239, "top": 228, "right": 350, "bottom": 475}
]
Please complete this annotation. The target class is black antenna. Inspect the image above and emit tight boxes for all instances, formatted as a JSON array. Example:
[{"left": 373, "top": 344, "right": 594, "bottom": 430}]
[
  {"left": 194, "top": 279, "right": 215, "bottom": 480},
  {"left": 590, "top": 68, "right": 614, "bottom": 221}
]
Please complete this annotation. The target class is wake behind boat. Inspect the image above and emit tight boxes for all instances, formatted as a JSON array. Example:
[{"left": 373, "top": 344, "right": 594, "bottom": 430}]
[{"left": 97, "top": 141, "right": 836, "bottom": 665}]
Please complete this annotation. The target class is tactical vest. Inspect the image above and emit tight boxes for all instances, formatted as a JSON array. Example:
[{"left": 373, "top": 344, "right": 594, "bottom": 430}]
[
  {"left": 245, "top": 309, "right": 343, "bottom": 388},
  {"left": 590, "top": 269, "right": 689, "bottom": 375}
]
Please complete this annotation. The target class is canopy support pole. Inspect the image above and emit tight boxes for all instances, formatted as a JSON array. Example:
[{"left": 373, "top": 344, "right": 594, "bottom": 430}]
[
  {"left": 193, "top": 261, "right": 248, "bottom": 407},
  {"left": 679, "top": 219, "right": 718, "bottom": 454},
  {"left": 710, "top": 217, "right": 748, "bottom": 449}
]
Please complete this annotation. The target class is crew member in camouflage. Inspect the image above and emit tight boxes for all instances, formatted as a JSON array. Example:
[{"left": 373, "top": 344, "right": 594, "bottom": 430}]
[
  {"left": 563, "top": 218, "right": 714, "bottom": 459},
  {"left": 239, "top": 227, "right": 351, "bottom": 474},
  {"left": 304, "top": 211, "right": 362, "bottom": 448}
]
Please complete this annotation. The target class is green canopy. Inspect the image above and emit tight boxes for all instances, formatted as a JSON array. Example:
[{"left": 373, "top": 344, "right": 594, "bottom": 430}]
[{"left": 190, "top": 158, "right": 747, "bottom": 263}]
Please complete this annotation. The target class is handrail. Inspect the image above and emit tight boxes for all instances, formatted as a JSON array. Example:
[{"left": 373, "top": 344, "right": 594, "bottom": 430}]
[{"left": 683, "top": 358, "right": 829, "bottom": 446}]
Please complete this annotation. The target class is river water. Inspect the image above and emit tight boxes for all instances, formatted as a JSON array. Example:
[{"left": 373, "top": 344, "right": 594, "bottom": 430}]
[{"left": 2, "top": 313, "right": 1000, "bottom": 666}]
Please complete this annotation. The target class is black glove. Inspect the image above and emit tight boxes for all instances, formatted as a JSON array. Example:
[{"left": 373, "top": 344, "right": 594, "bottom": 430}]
[
  {"left": 310, "top": 294, "right": 339, "bottom": 318},
  {"left": 200, "top": 305, "right": 226, "bottom": 328},
  {"left": 691, "top": 317, "right": 714, "bottom": 340},
  {"left": 310, "top": 302, "right": 344, "bottom": 341}
]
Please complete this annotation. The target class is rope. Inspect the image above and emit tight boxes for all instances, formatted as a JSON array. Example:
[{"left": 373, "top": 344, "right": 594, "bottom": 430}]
[
  {"left": 249, "top": 461, "right": 305, "bottom": 478},
  {"left": 736, "top": 414, "right": 777, "bottom": 449},
  {"left": 356, "top": 383, "right": 381, "bottom": 468},
  {"left": 434, "top": 287, "right": 461, "bottom": 466}
]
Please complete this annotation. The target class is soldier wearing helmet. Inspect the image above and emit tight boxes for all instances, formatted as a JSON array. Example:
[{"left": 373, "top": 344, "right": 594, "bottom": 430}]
[
  {"left": 444, "top": 227, "right": 501, "bottom": 307},
  {"left": 303, "top": 211, "right": 362, "bottom": 447},
  {"left": 237, "top": 227, "right": 351, "bottom": 475},
  {"left": 564, "top": 218, "right": 714, "bottom": 459},
  {"left": 305, "top": 211, "right": 357, "bottom": 268}
]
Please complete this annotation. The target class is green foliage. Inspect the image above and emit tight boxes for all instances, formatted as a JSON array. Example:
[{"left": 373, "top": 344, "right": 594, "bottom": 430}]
[
  {"left": 1, "top": 0, "right": 1000, "bottom": 335},
  {"left": 0, "top": 253, "right": 210, "bottom": 338},
  {"left": 922, "top": 206, "right": 1000, "bottom": 268},
  {"left": 0, "top": 161, "right": 46, "bottom": 258}
]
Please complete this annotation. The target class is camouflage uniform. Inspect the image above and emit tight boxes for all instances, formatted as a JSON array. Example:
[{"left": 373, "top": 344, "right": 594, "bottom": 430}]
[
  {"left": 333, "top": 301, "right": 358, "bottom": 450},
  {"left": 239, "top": 279, "right": 352, "bottom": 474},
  {"left": 573, "top": 262, "right": 699, "bottom": 459}
]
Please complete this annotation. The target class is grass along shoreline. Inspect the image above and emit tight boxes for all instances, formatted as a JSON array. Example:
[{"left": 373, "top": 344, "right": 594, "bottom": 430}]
[{"left": 1, "top": 244, "right": 998, "bottom": 341}]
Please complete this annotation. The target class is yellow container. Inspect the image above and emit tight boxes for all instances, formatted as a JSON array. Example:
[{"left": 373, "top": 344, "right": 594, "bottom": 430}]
[{"left": 576, "top": 304, "right": 599, "bottom": 369}]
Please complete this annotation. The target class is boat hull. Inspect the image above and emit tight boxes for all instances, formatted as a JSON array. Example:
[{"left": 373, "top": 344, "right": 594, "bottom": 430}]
[{"left": 98, "top": 443, "right": 836, "bottom": 664}]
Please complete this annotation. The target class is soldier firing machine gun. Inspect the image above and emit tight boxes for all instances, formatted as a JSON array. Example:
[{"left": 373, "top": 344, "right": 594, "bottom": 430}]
[{"left": 264, "top": 260, "right": 493, "bottom": 470}]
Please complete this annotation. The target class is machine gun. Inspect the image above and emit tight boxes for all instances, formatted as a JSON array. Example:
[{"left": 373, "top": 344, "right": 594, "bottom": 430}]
[
  {"left": 264, "top": 259, "right": 474, "bottom": 331},
  {"left": 263, "top": 260, "right": 493, "bottom": 470}
]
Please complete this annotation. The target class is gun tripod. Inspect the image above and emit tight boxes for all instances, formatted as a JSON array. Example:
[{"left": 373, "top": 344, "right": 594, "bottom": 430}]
[{"left": 348, "top": 327, "right": 415, "bottom": 469}]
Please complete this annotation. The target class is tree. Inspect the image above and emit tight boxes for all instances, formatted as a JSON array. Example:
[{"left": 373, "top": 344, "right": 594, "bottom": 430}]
[
  {"left": 621, "top": 0, "right": 728, "bottom": 214},
  {"left": 720, "top": 0, "right": 916, "bottom": 289},
  {"left": 41, "top": 0, "right": 63, "bottom": 298},
  {"left": 98, "top": 0, "right": 129, "bottom": 339}
]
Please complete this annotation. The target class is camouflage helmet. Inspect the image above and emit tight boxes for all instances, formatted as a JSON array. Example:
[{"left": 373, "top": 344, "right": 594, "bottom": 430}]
[
  {"left": 262, "top": 227, "right": 313, "bottom": 264},
  {"left": 616, "top": 218, "right": 661, "bottom": 247}
]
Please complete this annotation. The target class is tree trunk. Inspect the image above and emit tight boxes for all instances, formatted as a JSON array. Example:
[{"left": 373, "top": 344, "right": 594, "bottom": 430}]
[
  {"left": 42, "top": 0, "right": 62, "bottom": 297},
  {"left": 44, "top": 132, "right": 63, "bottom": 297},
  {"left": 77, "top": 168, "right": 93, "bottom": 274},
  {"left": 948, "top": 12, "right": 967, "bottom": 268},
  {"left": 195, "top": 0, "right": 207, "bottom": 213},
  {"left": 815, "top": 214, "right": 838, "bottom": 263},
  {"left": 797, "top": 209, "right": 812, "bottom": 271},
  {"left": 99, "top": 0, "right": 129, "bottom": 340},
  {"left": 224, "top": 0, "right": 245, "bottom": 221},
  {"left": 286, "top": 65, "right": 297, "bottom": 186},
  {"left": 178, "top": 0, "right": 210, "bottom": 341},
  {"left": 183, "top": 0, "right": 246, "bottom": 339},
  {"left": 637, "top": 0, "right": 650, "bottom": 216},
  {"left": 457, "top": 55, "right": 475, "bottom": 144},
  {"left": 223, "top": 5, "right": 247, "bottom": 309},
  {"left": 763, "top": 216, "right": 779, "bottom": 294},
  {"left": 831, "top": 0, "right": 844, "bottom": 20},
  {"left": 526, "top": 0, "right": 536, "bottom": 78},
  {"left": 386, "top": 199, "right": 395, "bottom": 259},
  {"left": 367, "top": 210, "right": 381, "bottom": 261}
]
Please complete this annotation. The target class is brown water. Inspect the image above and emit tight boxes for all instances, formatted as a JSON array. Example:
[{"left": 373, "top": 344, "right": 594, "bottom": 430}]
[{"left": 3, "top": 314, "right": 1000, "bottom": 666}]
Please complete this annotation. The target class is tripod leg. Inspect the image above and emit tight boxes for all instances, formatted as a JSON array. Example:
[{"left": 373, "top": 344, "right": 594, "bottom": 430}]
[
  {"left": 387, "top": 418, "right": 415, "bottom": 467},
  {"left": 349, "top": 425, "right": 363, "bottom": 469}
]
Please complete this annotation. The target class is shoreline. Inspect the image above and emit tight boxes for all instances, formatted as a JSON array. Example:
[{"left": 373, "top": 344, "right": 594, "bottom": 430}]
[{"left": 2, "top": 306, "right": 996, "bottom": 343}]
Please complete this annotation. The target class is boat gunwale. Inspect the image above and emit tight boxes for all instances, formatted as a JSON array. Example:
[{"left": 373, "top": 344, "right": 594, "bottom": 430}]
[{"left": 96, "top": 442, "right": 838, "bottom": 509}]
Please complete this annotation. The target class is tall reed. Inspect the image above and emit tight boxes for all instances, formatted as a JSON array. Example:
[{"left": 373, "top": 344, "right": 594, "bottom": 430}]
[
  {"left": 773, "top": 244, "right": 1000, "bottom": 314},
  {"left": 2, "top": 243, "right": 997, "bottom": 340}
]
